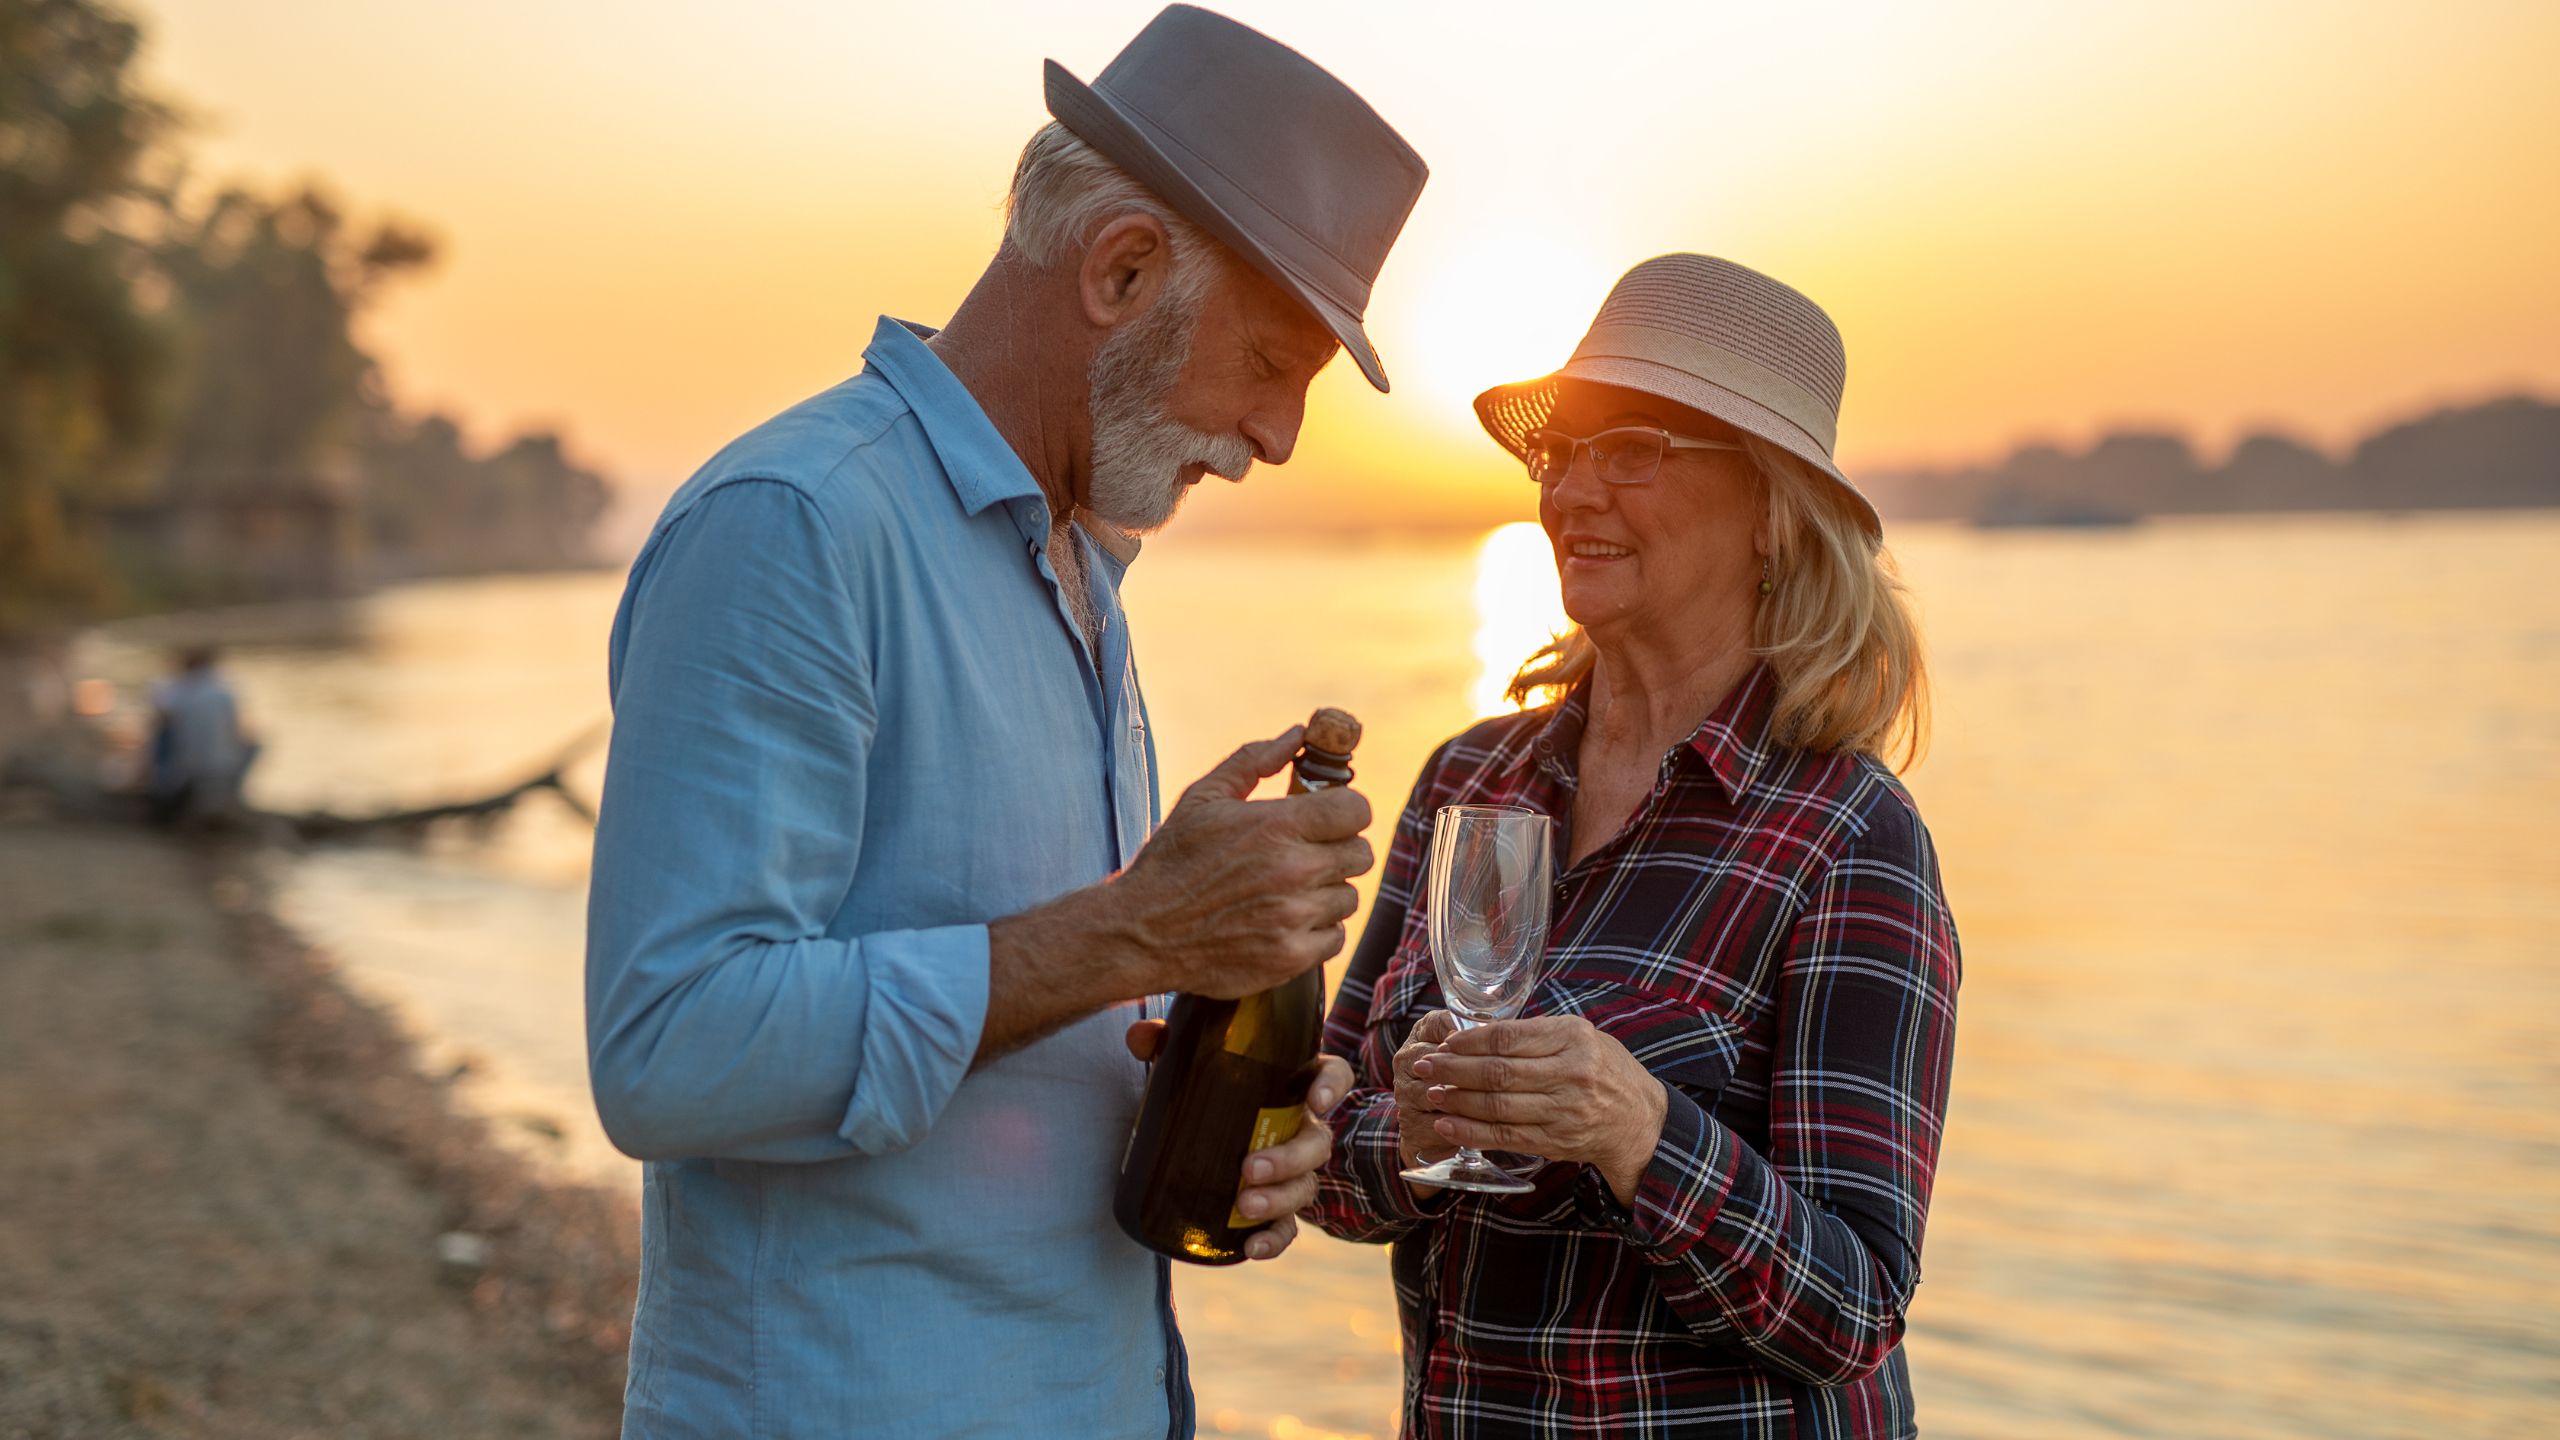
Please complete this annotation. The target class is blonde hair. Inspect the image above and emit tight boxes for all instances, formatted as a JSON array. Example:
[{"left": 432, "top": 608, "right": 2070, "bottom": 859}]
[{"left": 1506, "top": 438, "right": 1931, "bottom": 771}]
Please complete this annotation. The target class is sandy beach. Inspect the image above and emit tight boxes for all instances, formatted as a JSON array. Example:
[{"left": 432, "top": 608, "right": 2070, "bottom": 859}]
[{"left": 0, "top": 819, "right": 630, "bottom": 1437}]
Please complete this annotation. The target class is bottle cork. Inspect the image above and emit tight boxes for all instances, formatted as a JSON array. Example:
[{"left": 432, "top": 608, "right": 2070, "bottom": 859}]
[
  {"left": 1302, "top": 707, "right": 1362, "bottom": 758},
  {"left": 1294, "top": 707, "right": 1360, "bottom": 791}
]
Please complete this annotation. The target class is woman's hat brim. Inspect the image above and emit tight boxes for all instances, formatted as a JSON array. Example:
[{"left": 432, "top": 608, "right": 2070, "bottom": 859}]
[{"left": 1474, "top": 357, "right": 1882, "bottom": 537}]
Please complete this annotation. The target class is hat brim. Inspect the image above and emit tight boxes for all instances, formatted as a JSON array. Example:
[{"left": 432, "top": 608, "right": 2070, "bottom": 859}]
[
  {"left": 1045, "top": 60, "right": 1390, "bottom": 392},
  {"left": 1474, "top": 356, "right": 1882, "bottom": 537}
]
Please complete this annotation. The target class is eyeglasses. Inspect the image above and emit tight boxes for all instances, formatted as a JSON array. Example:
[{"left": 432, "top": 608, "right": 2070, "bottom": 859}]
[{"left": 1521, "top": 426, "right": 1744, "bottom": 486}]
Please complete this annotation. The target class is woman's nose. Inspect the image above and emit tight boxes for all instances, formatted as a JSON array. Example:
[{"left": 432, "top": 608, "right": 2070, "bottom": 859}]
[{"left": 1546, "top": 451, "right": 1612, "bottom": 510}]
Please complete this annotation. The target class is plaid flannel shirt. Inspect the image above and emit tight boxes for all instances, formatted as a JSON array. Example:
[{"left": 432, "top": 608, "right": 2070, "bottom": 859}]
[{"left": 1309, "top": 665, "right": 1960, "bottom": 1439}]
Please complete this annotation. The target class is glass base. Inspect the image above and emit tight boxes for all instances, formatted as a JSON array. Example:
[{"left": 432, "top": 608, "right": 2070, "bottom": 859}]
[{"left": 1402, "top": 1147, "right": 1535, "bottom": 1195}]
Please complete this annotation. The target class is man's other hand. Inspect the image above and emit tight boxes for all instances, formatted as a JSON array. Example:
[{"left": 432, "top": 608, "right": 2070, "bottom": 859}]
[
  {"left": 1123, "top": 1024, "right": 1349, "bottom": 1261},
  {"left": 1233, "top": 1053, "right": 1351, "bottom": 1260}
]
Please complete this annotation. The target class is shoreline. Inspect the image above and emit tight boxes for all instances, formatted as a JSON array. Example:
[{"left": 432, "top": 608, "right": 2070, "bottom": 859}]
[{"left": 0, "top": 819, "right": 633, "bottom": 1434}]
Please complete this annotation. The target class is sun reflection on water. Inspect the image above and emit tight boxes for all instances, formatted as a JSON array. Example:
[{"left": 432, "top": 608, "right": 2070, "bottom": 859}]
[{"left": 1470, "top": 521, "right": 1569, "bottom": 717}]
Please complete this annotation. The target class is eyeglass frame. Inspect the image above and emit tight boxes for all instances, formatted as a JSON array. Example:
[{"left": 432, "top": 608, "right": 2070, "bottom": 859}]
[{"left": 1520, "top": 425, "right": 1747, "bottom": 486}]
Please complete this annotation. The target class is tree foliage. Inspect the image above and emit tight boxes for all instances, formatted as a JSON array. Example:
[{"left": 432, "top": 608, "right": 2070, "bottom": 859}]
[
  {"left": 1, "top": 0, "right": 615, "bottom": 635},
  {"left": 0, "top": 0, "right": 170, "bottom": 629},
  {"left": 361, "top": 411, "right": 610, "bottom": 578},
  {"left": 153, "top": 185, "right": 436, "bottom": 496}
]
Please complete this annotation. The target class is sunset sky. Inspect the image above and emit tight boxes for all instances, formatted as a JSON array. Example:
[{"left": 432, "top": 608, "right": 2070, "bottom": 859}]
[{"left": 133, "top": 0, "right": 2560, "bottom": 539}]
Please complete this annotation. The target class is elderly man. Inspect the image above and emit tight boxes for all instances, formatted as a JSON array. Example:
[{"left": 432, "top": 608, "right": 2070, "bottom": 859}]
[{"left": 584, "top": 7, "right": 1425, "bottom": 1438}]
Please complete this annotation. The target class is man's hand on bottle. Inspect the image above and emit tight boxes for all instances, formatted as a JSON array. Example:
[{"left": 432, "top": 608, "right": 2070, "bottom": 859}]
[
  {"left": 1126, "top": 1023, "right": 1355, "bottom": 1260},
  {"left": 1110, "top": 726, "right": 1375, "bottom": 998},
  {"left": 977, "top": 727, "right": 1371, "bottom": 1066}
]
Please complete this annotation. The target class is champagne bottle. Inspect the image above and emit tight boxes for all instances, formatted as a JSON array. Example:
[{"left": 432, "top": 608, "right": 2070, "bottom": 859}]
[{"left": 1114, "top": 707, "right": 1361, "bottom": 1265}]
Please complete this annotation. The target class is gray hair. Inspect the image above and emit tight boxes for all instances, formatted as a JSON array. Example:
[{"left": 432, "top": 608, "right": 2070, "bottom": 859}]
[{"left": 1005, "top": 122, "right": 1228, "bottom": 310}]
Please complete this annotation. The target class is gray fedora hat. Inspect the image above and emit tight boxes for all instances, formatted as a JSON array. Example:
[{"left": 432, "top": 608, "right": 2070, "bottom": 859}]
[
  {"left": 1044, "top": 5, "right": 1426, "bottom": 392},
  {"left": 1475, "top": 254, "right": 1881, "bottom": 536}
]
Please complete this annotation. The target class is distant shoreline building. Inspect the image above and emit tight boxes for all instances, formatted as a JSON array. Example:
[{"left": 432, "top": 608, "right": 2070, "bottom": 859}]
[{"left": 72, "top": 474, "right": 358, "bottom": 608}]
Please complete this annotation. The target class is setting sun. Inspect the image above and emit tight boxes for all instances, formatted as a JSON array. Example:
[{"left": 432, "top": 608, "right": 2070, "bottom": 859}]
[{"left": 1384, "top": 222, "right": 1620, "bottom": 428}]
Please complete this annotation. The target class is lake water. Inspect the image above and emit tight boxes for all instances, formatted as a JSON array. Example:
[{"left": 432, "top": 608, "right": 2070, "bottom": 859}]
[{"left": 81, "top": 513, "right": 2560, "bottom": 1439}]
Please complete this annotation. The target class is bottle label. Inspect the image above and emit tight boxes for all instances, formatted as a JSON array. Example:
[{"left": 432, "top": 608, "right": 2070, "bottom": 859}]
[{"left": 1226, "top": 1104, "right": 1306, "bottom": 1231}]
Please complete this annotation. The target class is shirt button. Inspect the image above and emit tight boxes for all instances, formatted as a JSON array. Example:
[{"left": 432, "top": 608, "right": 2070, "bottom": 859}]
[{"left": 1153, "top": 1365, "right": 1167, "bottom": 1385}]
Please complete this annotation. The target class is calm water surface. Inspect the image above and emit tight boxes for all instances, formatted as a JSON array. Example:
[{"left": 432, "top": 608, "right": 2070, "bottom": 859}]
[{"left": 84, "top": 513, "right": 2560, "bottom": 1439}]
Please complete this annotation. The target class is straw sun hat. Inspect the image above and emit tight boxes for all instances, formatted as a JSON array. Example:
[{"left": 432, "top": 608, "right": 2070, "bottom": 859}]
[{"left": 1473, "top": 253, "right": 1879, "bottom": 536}]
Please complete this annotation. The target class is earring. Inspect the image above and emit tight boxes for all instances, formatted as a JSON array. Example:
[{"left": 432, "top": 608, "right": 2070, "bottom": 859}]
[{"left": 1758, "top": 558, "right": 1773, "bottom": 596}]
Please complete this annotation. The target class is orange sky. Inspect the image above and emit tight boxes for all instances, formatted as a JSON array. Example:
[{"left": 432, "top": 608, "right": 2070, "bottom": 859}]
[{"left": 133, "top": 0, "right": 2560, "bottom": 540}]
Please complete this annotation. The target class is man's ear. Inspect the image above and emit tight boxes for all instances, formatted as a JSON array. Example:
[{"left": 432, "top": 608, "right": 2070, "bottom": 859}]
[{"left": 1077, "top": 214, "right": 1173, "bottom": 330}]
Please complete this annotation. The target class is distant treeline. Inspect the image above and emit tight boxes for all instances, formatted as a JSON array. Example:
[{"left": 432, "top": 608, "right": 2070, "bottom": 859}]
[
  {"left": 1861, "top": 395, "right": 2560, "bottom": 527},
  {"left": 1, "top": 0, "right": 610, "bottom": 634}
]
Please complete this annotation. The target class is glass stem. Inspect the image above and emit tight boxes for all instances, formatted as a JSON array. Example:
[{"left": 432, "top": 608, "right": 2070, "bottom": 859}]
[{"left": 1450, "top": 1011, "right": 1488, "bottom": 1169}]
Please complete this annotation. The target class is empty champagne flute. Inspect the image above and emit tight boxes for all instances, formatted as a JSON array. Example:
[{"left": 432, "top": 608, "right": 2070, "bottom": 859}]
[{"left": 1401, "top": 803, "right": 1554, "bottom": 1195}]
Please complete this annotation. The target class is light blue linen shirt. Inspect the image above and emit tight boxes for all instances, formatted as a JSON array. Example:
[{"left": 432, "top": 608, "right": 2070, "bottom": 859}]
[{"left": 586, "top": 318, "right": 1186, "bottom": 1438}]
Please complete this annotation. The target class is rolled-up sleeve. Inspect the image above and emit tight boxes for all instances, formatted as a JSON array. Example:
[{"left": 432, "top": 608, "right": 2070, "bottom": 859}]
[{"left": 585, "top": 477, "right": 989, "bottom": 1164}]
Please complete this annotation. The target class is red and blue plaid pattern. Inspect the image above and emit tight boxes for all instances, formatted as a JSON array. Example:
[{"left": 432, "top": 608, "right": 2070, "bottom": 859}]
[{"left": 1310, "top": 665, "right": 1961, "bottom": 1438}]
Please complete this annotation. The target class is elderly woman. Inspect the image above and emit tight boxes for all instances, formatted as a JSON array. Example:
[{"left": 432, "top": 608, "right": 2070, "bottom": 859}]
[{"left": 1307, "top": 254, "right": 1960, "bottom": 1438}]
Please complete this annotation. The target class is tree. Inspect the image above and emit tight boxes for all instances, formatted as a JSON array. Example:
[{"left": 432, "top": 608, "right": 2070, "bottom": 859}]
[
  {"left": 358, "top": 409, "right": 611, "bottom": 576},
  {"left": 476, "top": 429, "right": 610, "bottom": 569},
  {"left": 153, "top": 184, "right": 435, "bottom": 498},
  {"left": 0, "top": 0, "right": 171, "bottom": 632},
  {"left": 4, "top": 0, "right": 609, "bottom": 630}
]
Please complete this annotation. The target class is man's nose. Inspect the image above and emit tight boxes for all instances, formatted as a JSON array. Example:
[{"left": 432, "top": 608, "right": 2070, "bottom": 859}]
[{"left": 1242, "top": 392, "right": 1307, "bottom": 467}]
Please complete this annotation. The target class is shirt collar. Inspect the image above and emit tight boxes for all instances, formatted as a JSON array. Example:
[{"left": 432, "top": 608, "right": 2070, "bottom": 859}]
[
  {"left": 1684, "top": 662, "right": 1778, "bottom": 803},
  {"left": 861, "top": 317, "right": 1045, "bottom": 518},
  {"left": 1510, "top": 661, "right": 1778, "bottom": 804}
]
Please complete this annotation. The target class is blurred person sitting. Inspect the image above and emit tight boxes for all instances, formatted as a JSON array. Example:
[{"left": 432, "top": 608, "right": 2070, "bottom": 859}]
[
  {"left": 148, "top": 644, "right": 260, "bottom": 827},
  {"left": 1307, "top": 255, "right": 1962, "bottom": 1438}
]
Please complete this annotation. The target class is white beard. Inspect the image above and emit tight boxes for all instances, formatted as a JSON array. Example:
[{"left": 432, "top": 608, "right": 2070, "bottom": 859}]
[{"left": 1085, "top": 279, "right": 1256, "bottom": 533}]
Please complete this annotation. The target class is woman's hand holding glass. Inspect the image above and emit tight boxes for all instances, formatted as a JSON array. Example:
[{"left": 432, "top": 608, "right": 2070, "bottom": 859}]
[
  {"left": 1398, "top": 804, "right": 1553, "bottom": 1194},
  {"left": 1391, "top": 1010, "right": 1464, "bottom": 1195},
  {"left": 1411, "top": 1014, "right": 1670, "bottom": 1206}
]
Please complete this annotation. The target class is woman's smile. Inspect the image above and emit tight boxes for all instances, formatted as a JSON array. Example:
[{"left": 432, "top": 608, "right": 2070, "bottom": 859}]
[{"left": 1557, "top": 533, "right": 1636, "bottom": 568}]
